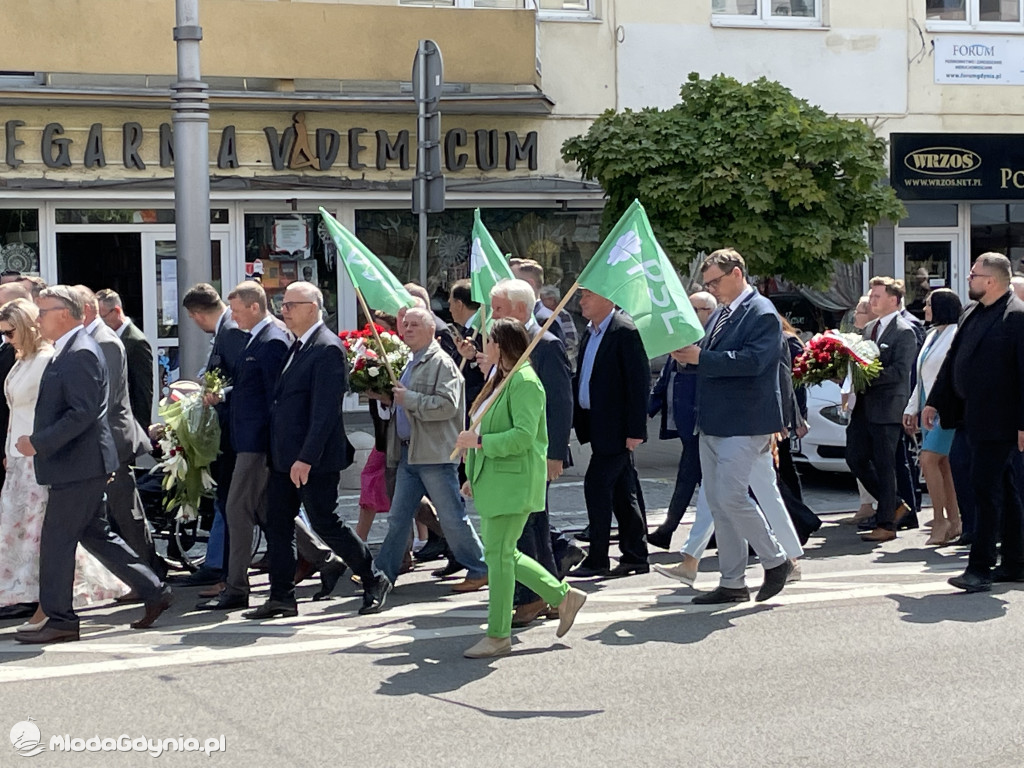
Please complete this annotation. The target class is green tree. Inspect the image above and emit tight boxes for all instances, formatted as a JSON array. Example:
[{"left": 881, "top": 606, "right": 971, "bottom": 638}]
[{"left": 561, "top": 73, "right": 905, "bottom": 287}]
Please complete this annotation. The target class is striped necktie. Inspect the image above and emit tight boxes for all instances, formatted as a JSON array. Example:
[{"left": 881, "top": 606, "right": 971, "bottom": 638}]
[{"left": 708, "top": 306, "right": 731, "bottom": 347}]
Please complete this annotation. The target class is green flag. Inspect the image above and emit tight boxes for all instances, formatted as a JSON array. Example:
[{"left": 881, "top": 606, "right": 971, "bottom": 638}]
[
  {"left": 319, "top": 207, "right": 415, "bottom": 316},
  {"left": 470, "top": 209, "right": 515, "bottom": 331},
  {"left": 577, "top": 199, "right": 705, "bottom": 358}
]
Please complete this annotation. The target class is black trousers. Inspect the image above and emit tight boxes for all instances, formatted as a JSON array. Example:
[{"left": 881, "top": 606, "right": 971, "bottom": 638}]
[
  {"left": 106, "top": 459, "right": 162, "bottom": 576},
  {"left": 40, "top": 477, "right": 164, "bottom": 631},
  {"left": 264, "top": 470, "right": 375, "bottom": 603},
  {"left": 846, "top": 410, "right": 902, "bottom": 530},
  {"left": 514, "top": 484, "right": 560, "bottom": 606},
  {"left": 895, "top": 432, "right": 922, "bottom": 516},
  {"left": 662, "top": 433, "right": 702, "bottom": 532},
  {"left": 583, "top": 450, "right": 648, "bottom": 567},
  {"left": 967, "top": 440, "right": 1024, "bottom": 577}
]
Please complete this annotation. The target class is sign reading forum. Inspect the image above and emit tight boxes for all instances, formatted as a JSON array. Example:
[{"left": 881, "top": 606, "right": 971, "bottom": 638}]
[{"left": 934, "top": 36, "right": 1024, "bottom": 84}]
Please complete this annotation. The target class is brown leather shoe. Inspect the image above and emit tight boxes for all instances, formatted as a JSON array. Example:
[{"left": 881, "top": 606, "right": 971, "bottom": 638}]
[
  {"left": 511, "top": 598, "right": 548, "bottom": 628},
  {"left": 131, "top": 589, "right": 174, "bottom": 629},
  {"left": 861, "top": 527, "right": 897, "bottom": 542},
  {"left": 451, "top": 576, "right": 488, "bottom": 593},
  {"left": 293, "top": 557, "right": 315, "bottom": 584},
  {"left": 14, "top": 625, "right": 80, "bottom": 644}
]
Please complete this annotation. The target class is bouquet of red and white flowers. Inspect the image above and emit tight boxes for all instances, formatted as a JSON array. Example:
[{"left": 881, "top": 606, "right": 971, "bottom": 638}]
[
  {"left": 792, "top": 330, "right": 882, "bottom": 394},
  {"left": 339, "top": 323, "right": 410, "bottom": 396}
]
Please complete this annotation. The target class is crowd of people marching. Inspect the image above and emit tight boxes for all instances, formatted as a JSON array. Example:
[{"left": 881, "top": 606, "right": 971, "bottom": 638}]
[{"left": 1, "top": 245, "right": 1022, "bottom": 659}]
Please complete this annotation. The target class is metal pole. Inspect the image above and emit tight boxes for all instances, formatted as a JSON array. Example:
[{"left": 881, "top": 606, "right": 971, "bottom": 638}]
[
  {"left": 418, "top": 211, "right": 428, "bottom": 288},
  {"left": 172, "top": 0, "right": 211, "bottom": 380},
  {"left": 416, "top": 39, "right": 428, "bottom": 288}
]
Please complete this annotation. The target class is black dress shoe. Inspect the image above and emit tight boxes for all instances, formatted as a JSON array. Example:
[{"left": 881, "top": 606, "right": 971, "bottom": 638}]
[
  {"left": 692, "top": 586, "right": 751, "bottom": 604},
  {"left": 0, "top": 602, "right": 38, "bottom": 620},
  {"left": 558, "top": 544, "right": 586, "bottom": 577},
  {"left": 195, "top": 593, "right": 249, "bottom": 611},
  {"left": 131, "top": 588, "right": 174, "bottom": 629},
  {"left": 569, "top": 560, "right": 609, "bottom": 579},
  {"left": 647, "top": 527, "right": 673, "bottom": 550},
  {"left": 756, "top": 560, "right": 793, "bottom": 602},
  {"left": 312, "top": 561, "right": 347, "bottom": 601},
  {"left": 897, "top": 514, "right": 920, "bottom": 531},
  {"left": 242, "top": 600, "right": 299, "bottom": 620},
  {"left": 358, "top": 574, "right": 393, "bottom": 615},
  {"left": 948, "top": 572, "right": 992, "bottom": 593},
  {"left": 15, "top": 625, "right": 80, "bottom": 644},
  {"left": 431, "top": 558, "right": 465, "bottom": 579},
  {"left": 575, "top": 525, "right": 591, "bottom": 542},
  {"left": 606, "top": 562, "right": 650, "bottom": 579},
  {"left": 413, "top": 536, "right": 449, "bottom": 563},
  {"left": 992, "top": 565, "right": 1024, "bottom": 583},
  {"left": 856, "top": 515, "right": 877, "bottom": 532}
]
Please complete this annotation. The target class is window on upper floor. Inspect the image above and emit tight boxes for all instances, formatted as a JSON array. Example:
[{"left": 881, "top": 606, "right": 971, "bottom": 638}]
[
  {"left": 712, "top": 0, "right": 823, "bottom": 27},
  {"left": 927, "top": 0, "right": 1024, "bottom": 29},
  {"left": 398, "top": 0, "right": 594, "bottom": 16}
]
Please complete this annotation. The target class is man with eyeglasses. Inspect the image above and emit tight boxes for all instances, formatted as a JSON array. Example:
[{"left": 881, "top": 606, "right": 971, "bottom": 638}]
[{"left": 925, "top": 252, "right": 1024, "bottom": 592}]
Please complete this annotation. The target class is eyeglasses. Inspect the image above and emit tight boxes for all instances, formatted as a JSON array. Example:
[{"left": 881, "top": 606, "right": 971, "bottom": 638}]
[
  {"left": 692, "top": 307, "right": 713, "bottom": 313},
  {"left": 968, "top": 271, "right": 993, "bottom": 281},
  {"left": 281, "top": 301, "right": 315, "bottom": 311},
  {"left": 0, "top": 329, "right": 14, "bottom": 340},
  {"left": 36, "top": 306, "right": 65, "bottom": 316},
  {"left": 702, "top": 273, "right": 728, "bottom": 291}
]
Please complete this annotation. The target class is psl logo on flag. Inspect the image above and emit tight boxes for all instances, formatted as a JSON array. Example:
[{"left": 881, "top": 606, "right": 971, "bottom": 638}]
[
  {"left": 345, "top": 248, "right": 382, "bottom": 283},
  {"left": 470, "top": 238, "right": 486, "bottom": 273},
  {"left": 607, "top": 230, "right": 641, "bottom": 266}
]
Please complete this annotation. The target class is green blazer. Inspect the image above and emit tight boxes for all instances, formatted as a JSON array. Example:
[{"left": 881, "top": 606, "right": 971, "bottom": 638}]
[{"left": 466, "top": 363, "right": 548, "bottom": 518}]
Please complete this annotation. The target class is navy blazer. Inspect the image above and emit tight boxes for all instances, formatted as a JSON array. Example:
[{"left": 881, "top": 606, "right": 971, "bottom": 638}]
[
  {"left": 855, "top": 314, "right": 917, "bottom": 425},
  {"left": 32, "top": 328, "right": 118, "bottom": 486},
  {"left": 648, "top": 358, "right": 697, "bottom": 440},
  {"left": 572, "top": 310, "right": 650, "bottom": 455},
  {"left": 230, "top": 319, "right": 290, "bottom": 454},
  {"left": 270, "top": 323, "right": 352, "bottom": 474},
  {"left": 529, "top": 325, "right": 573, "bottom": 464},
  {"left": 695, "top": 288, "right": 784, "bottom": 437}
]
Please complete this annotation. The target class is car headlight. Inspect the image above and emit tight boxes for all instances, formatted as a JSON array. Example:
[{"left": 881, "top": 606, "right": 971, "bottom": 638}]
[{"left": 819, "top": 405, "right": 849, "bottom": 426}]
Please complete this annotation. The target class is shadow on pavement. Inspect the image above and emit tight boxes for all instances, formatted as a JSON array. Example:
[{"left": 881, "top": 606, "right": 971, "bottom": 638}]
[
  {"left": 888, "top": 591, "right": 1009, "bottom": 624},
  {"left": 422, "top": 692, "right": 603, "bottom": 720},
  {"left": 584, "top": 599, "right": 771, "bottom": 647}
]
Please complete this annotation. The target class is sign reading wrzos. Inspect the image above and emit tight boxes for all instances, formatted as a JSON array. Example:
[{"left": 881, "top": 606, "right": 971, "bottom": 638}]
[
  {"left": 1, "top": 112, "right": 539, "bottom": 173},
  {"left": 891, "top": 133, "right": 1024, "bottom": 200}
]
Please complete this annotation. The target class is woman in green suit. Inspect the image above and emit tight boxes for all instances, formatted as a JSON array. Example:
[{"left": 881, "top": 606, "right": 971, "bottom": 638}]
[{"left": 455, "top": 318, "right": 586, "bottom": 659}]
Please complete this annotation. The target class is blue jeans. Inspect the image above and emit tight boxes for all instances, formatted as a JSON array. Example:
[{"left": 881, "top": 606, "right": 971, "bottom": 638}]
[
  {"left": 205, "top": 498, "right": 227, "bottom": 572},
  {"left": 376, "top": 446, "right": 487, "bottom": 583}
]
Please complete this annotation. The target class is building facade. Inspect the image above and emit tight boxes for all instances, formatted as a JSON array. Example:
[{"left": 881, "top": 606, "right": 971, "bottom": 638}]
[{"left": 0, "top": 0, "right": 613, "bottom": 390}]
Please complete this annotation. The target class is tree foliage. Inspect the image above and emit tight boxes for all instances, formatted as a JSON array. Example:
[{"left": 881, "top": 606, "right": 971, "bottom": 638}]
[{"left": 561, "top": 73, "right": 905, "bottom": 287}]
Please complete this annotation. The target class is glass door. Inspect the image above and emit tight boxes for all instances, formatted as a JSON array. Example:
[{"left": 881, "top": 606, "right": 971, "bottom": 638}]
[
  {"left": 897, "top": 234, "right": 958, "bottom": 320},
  {"left": 142, "top": 232, "right": 229, "bottom": 397}
]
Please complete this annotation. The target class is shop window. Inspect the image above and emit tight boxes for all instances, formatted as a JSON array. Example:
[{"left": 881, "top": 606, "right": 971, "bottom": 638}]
[
  {"left": 353, "top": 207, "right": 602, "bottom": 327},
  {"left": 927, "top": 0, "right": 1023, "bottom": 28},
  {"left": 0, "top": 209, "right": 40, "bottom": 275},
  {"left": 712, "top": 0, "right": 822, "bottom": 26},
  {"left": 970, "top": 203, "right": 1024, "bottom": 273},
  {"left": 54, "top": 209, "right": 229, "bottom": 225},
  {"left": 244, "top": 213, "right": 339, "bottom": 330},
  {"left": 900, "top": 203, "right": 959, "bottom": 228}
]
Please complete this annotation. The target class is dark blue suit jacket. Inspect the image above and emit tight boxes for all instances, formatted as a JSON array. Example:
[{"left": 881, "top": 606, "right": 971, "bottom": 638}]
[
  {"left": 695, "top": 288, "right": 784, "bottom": 437},
  {"left": 207, "top": 312, "right": 248, "bottom": 442},
  {"left": 230, "top": 319, "right": 290, "bottom": 454},
  {"left": 529, "top": 325, "right": 573, "bottom": 464},
  {"left": 32, "top": 329, "right": 119, "bottom": 486},
  {"left": 648, "top": 358, "right": 697, "bottom": 440},
  {"left": 270, "top": 323, "right": 352, "bottom": 474}
]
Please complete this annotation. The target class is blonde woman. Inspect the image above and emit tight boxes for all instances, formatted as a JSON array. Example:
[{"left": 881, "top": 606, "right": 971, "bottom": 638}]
[{"left": 0, "top": 298, "right": 125, "bottom": 629}]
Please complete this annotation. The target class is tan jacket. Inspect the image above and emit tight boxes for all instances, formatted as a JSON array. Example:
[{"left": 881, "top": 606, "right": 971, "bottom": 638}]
[{"left": 386, "top": 340, "right": 465, "bottom": 467}]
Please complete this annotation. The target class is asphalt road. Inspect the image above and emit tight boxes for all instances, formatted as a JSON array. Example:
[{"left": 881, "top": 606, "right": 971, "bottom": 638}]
[{"left": 2, "top": 449, "right": 1022, "bottom": 767}]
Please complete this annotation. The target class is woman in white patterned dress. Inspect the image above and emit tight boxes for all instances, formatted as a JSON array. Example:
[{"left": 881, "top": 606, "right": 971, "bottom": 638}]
[{"left": 0, "top": 298, "right": 126, "bottom": 629}]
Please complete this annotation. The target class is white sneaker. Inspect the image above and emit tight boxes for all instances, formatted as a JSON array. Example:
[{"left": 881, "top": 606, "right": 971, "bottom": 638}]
[{"left": 653, "top": 562, "right": 697, "bottom": 586}]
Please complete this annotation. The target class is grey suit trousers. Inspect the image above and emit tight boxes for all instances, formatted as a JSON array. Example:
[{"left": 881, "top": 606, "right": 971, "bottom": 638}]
[
  {"left": 699, "top": 433, "right": 786, "bottom": 589},
  {"left": 107, "top": 460, "right": 161, "bottom": 574}
]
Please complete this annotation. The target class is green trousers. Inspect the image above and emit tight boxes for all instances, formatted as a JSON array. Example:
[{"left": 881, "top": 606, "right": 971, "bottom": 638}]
[{"left": 480, "top": 513, "right": 570, "bottom": 638}]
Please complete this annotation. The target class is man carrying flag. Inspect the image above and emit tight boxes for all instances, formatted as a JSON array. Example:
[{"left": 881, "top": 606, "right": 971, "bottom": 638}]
[{"left": 568, "top": 200, "right": 705, "bottom": 579}]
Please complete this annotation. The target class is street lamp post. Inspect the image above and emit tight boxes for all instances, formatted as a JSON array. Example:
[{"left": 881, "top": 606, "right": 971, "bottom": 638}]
[{"left": 172, "top": 0, "right": 212, "bottom": 380}]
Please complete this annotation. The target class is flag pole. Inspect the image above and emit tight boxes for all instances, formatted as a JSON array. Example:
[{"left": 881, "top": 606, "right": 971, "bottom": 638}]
[
  {"left": 353, "top": 286, "right": 398, "bottom": 386},
  {"left": 450, "top": 281, "right": 579, "bottom": 459}
]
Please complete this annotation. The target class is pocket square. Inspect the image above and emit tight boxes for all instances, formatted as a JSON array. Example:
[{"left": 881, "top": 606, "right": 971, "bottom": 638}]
[{"left": 880, "top": 343, "right": 889, "bottom": 350}]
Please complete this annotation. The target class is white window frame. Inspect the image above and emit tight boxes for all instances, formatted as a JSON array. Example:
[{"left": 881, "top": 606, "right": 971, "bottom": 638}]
[
  {"left": 398, "top": 0, "right": 595, "bottom": 16},
  {"left": 926, "top": 0, "right": 1024, "bottom": 33},
  {"left": 711, "top": 0, "right": 824, "bottom": 29}
]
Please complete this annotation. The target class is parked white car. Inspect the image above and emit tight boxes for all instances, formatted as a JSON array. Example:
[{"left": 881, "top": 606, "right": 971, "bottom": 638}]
[{"left": 791, "top": 381, "right": 851, "bottom": 473}]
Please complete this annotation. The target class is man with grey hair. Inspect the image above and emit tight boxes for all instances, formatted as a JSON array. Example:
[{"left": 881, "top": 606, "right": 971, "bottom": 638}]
[
  {"left": 509, "top": 259, "right": 567, "bottom": 346},
  {"left": 369, "top": 306, "right": 488, "bottom": 596},
  {"left": 539, "top": 284, "right": 579, "bottom": 371},
  {"left": 76, "top": 284, "right": 162, "bottom": 581},
  {"left": 96, "top": 288, "right": 154, "bottom": 430},
  {"left": 403, "top": 282, "right": 459, "bottom": 361},
  {"left": 925, "top": 252, "right": 1024, "bottom": 592},
  {"left": 1011, "top": 275, "right": 1024, "bottom": 301}
]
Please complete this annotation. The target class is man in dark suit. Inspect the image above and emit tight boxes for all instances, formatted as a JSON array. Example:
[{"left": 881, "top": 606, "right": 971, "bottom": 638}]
[
  {"left": 848, "top": 276, "right": 918, "bottom": 543},
  {"left": 14, "top": 286, "right": 171, "bottom": 644},
  {"left": 197, "top": 281, "right": 290, "bottom": 611},
  {"left": 672, "top": 249, "right": 792, "bottom": 604},
  {"left": 490, "top": 278, "right": 574, "bottom": 623},
  {"left": 510, "top": 257, "right": 568, "bottom": 346},
  {"left": 97, "top": 288, "right": 154, "bottom": 430},
  {"left": 925, "top": 253, "right": 1024, "bottom": 592},
  {"left": 244, "top": 281, "right": 391, "bottom": 619},
  {"left": 179, "top": 284, "right": 248, "bottom": 588},
  {"left": 77, "top": 285, "right": 161, "bottom": 579},
  {"left": 571, "top": 289, "right": 650, "bottom": 579},
  {"left": 447, "top": 278, "right": 486, "bottom": 410}
]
